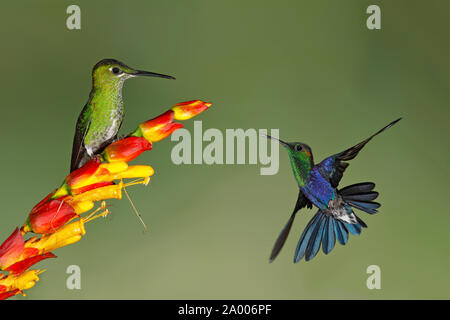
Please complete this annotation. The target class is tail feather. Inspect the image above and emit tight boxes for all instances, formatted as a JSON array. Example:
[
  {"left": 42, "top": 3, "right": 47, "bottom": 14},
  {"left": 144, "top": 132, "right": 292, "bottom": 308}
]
[
  {"left": 293, "top": 181, "right": 382, "bottom": 262},
  {"left": 343, "top": 220, "right": 362, "bottom": 235},
  {"left": 294, "top": 211, "right": 322, "bottom": 263},
  {"left": 339, "top": 182, "right": 375, "bottom": 196},
  {"left": 334, "top": 220, "right": 348, "bottom": 245},
  {"left": 269, "top": 212, "right": 296, "bottom": 263},
  {"left": 290, "top": 182, "right": 382, "bottom": 263},
  {"left": 305, "top": 213, "right": 327, "bottom": 261},
  {"left": 355, "top": 215, "right": 368, "bottom": 228},
  {"left": 322, "top": 216, "right": 336, "bottom": 254},
  {"left": 343, "top": 192, "right": 378, "bottom": 202},
  {"left": 340, "top": 182, "right": 381, "bottom": 215},
  {"left": 346, "top": 200, "right": 380, "bottom": 214},
  {"left": 294, "top": 210, "right": 365, "bottom": 262}
]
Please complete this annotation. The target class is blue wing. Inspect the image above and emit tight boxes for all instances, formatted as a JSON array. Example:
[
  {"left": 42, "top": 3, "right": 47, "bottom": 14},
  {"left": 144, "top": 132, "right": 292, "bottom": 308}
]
[{"left": 315, "top": 118, "right": 401, "bottom": 188}]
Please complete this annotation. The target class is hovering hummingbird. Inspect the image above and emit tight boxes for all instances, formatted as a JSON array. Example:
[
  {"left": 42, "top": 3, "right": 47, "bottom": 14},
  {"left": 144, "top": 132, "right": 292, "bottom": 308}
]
[
  {"left": 266, "top": 118, "right": 401, "bottom": 263},
  {"left": 70, "top": 59, "right": 175, "bottom": 172}
]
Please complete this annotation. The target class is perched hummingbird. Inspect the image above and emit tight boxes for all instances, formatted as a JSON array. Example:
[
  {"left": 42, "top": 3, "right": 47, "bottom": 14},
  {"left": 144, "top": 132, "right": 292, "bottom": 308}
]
[
  {"left": 266, "top": 118, "right": 401, "bottom": 263},
  {"left": 70, "top": 59, "right": 175, "bottom": 172}
]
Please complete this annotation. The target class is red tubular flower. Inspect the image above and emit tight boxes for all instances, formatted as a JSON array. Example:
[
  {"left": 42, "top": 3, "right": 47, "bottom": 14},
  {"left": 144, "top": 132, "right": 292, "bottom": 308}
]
[
  {"left": 0, "top": 229, "right": 24, "bottom": 270},
  {"left": 32, "top": 193, "right": 54, "bottom": 212},
  {"left": 24, "top": 199, "right": 77, "bottom": 234},
  {"left": 5, "top": 252, "right": 56, "bottom": 275},
  {"left": 145, "top": 109, "right": 174, "bottom": 126},
  {"left": 102, "top": 136, "right": 152, "bottom": 163},
  {"left": 135, "top": 110, "right": 184, "bottom": 142},
  {"left": 172, "top": 100, "right": 212, "bottom": 120},
  {"left": 66, "top": 157, "right": 102, "bottom": 189},
  {"left": 0, "top": 288, "right": 20, "bottom": 300}
]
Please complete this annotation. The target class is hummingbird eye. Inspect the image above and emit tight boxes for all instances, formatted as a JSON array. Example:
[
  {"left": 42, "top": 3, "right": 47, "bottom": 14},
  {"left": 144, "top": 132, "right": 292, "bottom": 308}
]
[
  {"left": 295, "top": 144, "right": 303, "bottom": 151},
  {"left": 111, "top": 67, "right": 121, "bottom": 75}
]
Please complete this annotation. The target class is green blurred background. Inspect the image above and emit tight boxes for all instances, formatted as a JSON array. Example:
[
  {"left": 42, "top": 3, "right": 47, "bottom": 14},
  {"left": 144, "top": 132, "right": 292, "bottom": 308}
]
[{"left": 0, "top": 0, "right": 449, "bottom": 299}]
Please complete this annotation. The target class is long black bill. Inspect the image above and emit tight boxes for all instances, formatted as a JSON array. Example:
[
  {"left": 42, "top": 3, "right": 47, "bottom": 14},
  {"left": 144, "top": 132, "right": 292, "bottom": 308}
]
[
  {"left": 263, "top": 134, "right": 288, "bottom": 147},
  {"left": 134, "top": 70, "right": 176, "bottom": 80}
]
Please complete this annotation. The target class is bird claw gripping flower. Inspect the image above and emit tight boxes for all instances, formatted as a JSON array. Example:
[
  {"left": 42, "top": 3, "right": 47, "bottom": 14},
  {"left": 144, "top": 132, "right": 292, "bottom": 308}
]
[{"left": 0, "top": 100, "right": 212, "bottom": 299}]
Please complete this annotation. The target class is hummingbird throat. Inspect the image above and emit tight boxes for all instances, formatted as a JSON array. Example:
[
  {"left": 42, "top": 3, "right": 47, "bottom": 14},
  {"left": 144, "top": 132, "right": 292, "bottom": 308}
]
[{"left": 288, "top": 152, "right": 312, "bottom": 186}]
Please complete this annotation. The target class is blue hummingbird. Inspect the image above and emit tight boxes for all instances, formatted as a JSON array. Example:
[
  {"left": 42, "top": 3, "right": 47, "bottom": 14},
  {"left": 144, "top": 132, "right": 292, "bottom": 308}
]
[{"left": 266, "top": 118, "right": 401, "bottom": 263}]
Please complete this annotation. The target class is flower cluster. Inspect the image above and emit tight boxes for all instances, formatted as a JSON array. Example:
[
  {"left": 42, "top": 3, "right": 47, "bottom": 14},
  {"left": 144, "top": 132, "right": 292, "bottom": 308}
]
[{"left": 0, "top": 100, "right": 211, "bottom": 299}]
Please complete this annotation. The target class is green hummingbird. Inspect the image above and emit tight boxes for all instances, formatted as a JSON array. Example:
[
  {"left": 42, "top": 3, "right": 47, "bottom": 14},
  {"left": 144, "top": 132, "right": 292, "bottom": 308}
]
[{"left": 70, "top": 58, "right": 175, "bottom": 172}]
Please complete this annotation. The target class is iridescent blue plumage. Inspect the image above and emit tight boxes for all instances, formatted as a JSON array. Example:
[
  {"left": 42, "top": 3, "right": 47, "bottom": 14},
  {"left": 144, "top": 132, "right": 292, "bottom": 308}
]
[
  {"left": 266, "top": 118, "right": 401, "bottom": 263},
  {"left": 303, "top": 168, "right": 335, "bottom": 209}
]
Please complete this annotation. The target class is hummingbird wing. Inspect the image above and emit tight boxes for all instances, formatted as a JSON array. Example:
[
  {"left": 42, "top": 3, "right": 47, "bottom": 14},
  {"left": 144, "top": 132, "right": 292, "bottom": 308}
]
[
  {"left": 70, "top": 105, "right": 92, "bottom": 172},
  {"left": 269, "top": 190, "right": 312, "bottom": 262},
  {"left": 316, "top": 118, "right": 401, "bottom": 188}
]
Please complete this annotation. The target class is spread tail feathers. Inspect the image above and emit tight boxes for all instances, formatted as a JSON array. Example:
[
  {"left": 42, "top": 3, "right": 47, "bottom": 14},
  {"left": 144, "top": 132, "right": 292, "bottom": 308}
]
[
  {"left": 293, "top": 182, "right": 380, "bottom": 263},
  {"left": 340, "top": 182, "right": 381, "bottom": 214}
]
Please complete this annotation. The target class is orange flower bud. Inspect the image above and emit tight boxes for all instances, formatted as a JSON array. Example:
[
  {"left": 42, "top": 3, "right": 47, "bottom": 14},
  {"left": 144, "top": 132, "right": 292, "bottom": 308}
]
[
  {"left": 102, "top": 137, "right": 152, "bottom": 163},
  {"left": 60, "top": 160, "right": 128, "bottom": 193},
  {"left": 24, "top": 199, "right": 77, "bottom": 234},
  {"left": 172, "top": 100, "right": 212, "bottom": 120},
  {"left": 0, "top": 229, "right": 24, "bottom": 270},
  {"left": 65, "top": 157, "right": 102, "bottom": 189},
  {"left": 137, "top": 110, "right": 184, "bottom": 142}
]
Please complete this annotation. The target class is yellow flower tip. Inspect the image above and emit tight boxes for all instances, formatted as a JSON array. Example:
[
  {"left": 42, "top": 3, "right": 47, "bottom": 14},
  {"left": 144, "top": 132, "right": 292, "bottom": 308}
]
[
  {"left": 100, "top": 161, "right": 128, "bottom": 174},
  {"left": 111, "top": 165, "right": 154, "bottom": 180},
  {"left": 172, "top": 100, "right": 212, "bottom": 120},
  {"left": 14, "top": 270, "right": 41, "bottom": 291},
  {"left": 27, "top": 220, "right": 86, "bottom": 254},
  {"left": 71, "top": 200, "right": 94, "bottom": 215},
  {"left": 70, "top": 184, "right": 123, "bottom": 203}
]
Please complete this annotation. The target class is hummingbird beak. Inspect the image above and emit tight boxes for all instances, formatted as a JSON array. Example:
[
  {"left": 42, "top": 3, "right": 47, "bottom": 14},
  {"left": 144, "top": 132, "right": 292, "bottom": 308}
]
[
  {"left": 262, "top": 134, "right": 288, "bottom": 147},
  {"left": 133, "top": 70, "right": 176, "bottom": 80}
]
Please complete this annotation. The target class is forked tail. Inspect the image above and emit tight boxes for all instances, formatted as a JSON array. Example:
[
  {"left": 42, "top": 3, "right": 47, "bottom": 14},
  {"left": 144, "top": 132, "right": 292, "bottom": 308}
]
[{"left": 294, "top": 182, "right": 381, "bottom": 262}]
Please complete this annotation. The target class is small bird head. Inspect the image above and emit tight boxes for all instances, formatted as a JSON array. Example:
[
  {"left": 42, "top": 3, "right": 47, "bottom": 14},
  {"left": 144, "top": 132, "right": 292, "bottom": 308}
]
[
  {"left": 91, "top": 58, "right": 175, "bottom": 89},
  {"left": 264, "top": 134, "right": 314, "bottom": 182},
  {"left": 265, "top": 135, "right": 313, "bottom": 161}
]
